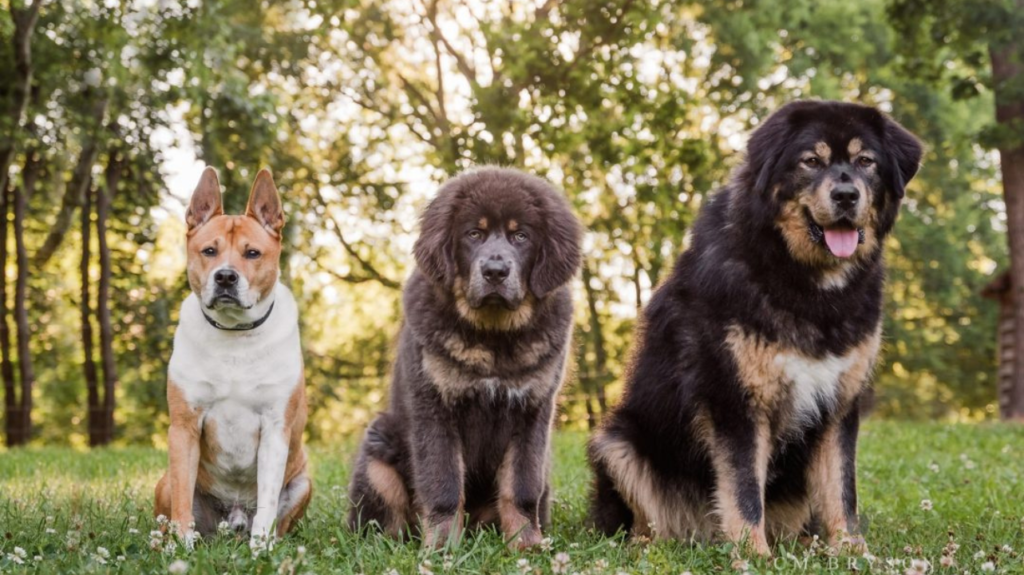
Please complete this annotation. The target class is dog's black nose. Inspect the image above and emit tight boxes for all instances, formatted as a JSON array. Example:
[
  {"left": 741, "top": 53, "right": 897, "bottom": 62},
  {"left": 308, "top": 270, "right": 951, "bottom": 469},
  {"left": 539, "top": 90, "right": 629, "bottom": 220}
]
[
  {"left": 481, "top": 259, "right": 510, "bottom": 285},
  {"left": 831, "top": 184, "right": 859, "bottom": 210},
  {"left": 214, "top": 269, "right": 239, "bottom": 287}
]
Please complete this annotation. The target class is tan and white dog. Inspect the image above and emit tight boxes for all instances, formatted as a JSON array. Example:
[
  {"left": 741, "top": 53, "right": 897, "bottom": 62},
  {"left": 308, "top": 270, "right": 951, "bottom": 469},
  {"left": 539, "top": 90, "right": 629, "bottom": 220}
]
[{"left": 154, "top": 167, "right": 311, "bottom": 551}]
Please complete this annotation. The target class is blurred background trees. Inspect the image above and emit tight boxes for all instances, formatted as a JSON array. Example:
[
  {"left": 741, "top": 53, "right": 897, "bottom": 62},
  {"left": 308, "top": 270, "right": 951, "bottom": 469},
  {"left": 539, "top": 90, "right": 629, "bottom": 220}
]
[{"left": 0, "top": 0, "right": 1016, "bottom": 447}]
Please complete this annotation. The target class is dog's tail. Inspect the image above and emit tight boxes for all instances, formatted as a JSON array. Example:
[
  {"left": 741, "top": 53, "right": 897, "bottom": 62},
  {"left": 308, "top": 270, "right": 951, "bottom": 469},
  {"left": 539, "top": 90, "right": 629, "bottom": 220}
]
[{"left": 587, "top": 442, "right": 634, "bottom": 537}]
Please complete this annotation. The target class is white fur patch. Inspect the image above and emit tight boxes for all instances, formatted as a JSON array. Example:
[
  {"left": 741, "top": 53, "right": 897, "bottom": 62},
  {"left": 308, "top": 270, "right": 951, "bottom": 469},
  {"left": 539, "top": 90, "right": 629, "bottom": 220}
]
[{"left": 774, "top": 351, "right": 856, "bottom": 426}]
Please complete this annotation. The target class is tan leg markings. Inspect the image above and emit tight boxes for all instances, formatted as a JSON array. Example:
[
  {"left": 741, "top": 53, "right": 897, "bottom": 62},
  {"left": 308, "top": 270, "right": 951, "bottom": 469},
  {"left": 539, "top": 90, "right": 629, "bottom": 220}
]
[
  {"left": 498, "top": 445, "right": 542, "bottom": 549},
  {"left": 154, "top": 472, "right": 172, "bottom": 519},
  {"left": 166, "top": 381, "right": 202, "bottom": 537},
  {"left": 589, "top": 431, "right": 712, "bottom": 541},
  {"left": 367, "top": 459, "right": 411, "bottom": 536},
  {"left": 706, "top": 421, "right": 772, "bottom": 557},
  {"left": 808, "top": 425, "right": 858, "bottom": 551}
]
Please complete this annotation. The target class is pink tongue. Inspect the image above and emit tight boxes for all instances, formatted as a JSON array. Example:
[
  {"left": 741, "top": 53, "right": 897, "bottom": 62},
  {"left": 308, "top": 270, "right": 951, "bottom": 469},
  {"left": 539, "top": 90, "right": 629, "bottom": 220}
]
[{"left": 824, "top": 229, "right": 859, "bottom": 258}]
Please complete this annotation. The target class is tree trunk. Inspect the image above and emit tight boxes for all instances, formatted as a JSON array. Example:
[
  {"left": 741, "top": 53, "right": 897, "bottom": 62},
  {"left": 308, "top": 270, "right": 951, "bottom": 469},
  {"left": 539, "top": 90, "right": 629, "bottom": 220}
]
[
  {"left": 81, "top": 184, "right": 101, "bottom": 446},
  {"left": 1, "top": 1, "right": 41, "bottom": 446},
  {"left": 1, "top": 186, "right": 15, "bottom": 442},
  {"left": 0, "top": 0, "right": 42, "bottom": 190},
  {"left": 8, "top": 151, "right": 39, "bottom": 445},
  {"left": 581, "top": 264, "right": 609, "bottom": 429},
  {"left": 94, "top": 153, "right": 121, "bottom": 444},
  {"left": 991, "top": 19, "right": 1024, "bottom": 421}
]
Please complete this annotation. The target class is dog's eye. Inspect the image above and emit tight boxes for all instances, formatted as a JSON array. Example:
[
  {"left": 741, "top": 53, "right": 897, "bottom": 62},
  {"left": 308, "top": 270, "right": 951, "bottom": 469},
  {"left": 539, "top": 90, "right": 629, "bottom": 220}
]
[
  {"left": 512, "top": 232, "right": 528, "bottom": 243},
  {"left": 467, "top": 230, "right": 483, "bottom": 240},
  {"left": 201, "top": 247, "right": 216, "bottom": 257},
  {"left": 803, "top": 157, "right": 821, "bottom": 168},
  {"left": 857, "top": 156, "right": 875, "bottom": 168},
  {"left": 245, "top": 249, "right": 261, "bottom": 259}
]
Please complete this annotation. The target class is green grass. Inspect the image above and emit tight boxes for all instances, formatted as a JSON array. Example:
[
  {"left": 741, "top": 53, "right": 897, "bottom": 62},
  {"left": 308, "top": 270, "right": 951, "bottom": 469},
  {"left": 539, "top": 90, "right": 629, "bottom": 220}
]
[{"left": 1, "top": 422, "right": 1023, "bottom": 574}]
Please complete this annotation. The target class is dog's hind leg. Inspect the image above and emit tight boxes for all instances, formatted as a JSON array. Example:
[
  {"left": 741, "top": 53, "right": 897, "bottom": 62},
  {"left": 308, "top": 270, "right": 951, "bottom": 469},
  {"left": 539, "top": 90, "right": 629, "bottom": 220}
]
[
  {"left": 347, "top": 415, "right": 413, "bottom": 538},
  {"left": 276, "top": 472, "right": 312, "bottom": 536},
  {"left": 586, "top": 435, "right": 635, "bottom": 537},
  {"left": 154, "top": 472, "right": 172, "bottom": 520}
]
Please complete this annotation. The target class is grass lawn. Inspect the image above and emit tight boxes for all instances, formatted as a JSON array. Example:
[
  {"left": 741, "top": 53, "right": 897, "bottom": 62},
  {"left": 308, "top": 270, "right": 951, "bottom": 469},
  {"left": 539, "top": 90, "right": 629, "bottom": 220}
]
[{"left": 1, "top": 422, "right": 1023, "bottom": 574}]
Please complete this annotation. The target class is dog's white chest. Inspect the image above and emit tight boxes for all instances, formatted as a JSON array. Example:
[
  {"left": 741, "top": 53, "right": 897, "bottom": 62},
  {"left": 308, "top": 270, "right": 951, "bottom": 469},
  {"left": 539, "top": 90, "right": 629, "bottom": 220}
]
[
  {"left": 774, "top": 351, "right": 856, "bottom": 423},
  {"left": 168, "top": 285, "right": 303, "bottom": 503}
]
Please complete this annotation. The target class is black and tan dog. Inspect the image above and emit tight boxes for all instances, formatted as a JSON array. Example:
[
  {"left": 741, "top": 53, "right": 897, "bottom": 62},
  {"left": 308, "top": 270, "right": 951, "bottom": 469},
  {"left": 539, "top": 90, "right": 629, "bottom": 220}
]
[
  {"left": 588, "top": 101, "right": 922, "bottom": 555},
  {"left": 348, "top": 167, "right": 582, "bottom": 549}
]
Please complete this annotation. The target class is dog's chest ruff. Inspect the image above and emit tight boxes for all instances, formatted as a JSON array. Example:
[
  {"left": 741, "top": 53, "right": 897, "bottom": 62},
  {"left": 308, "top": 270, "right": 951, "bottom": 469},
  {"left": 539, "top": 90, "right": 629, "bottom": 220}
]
[
  {"left": 419, "top": 328, "right": 570, "bottom": 405},
  {"left": 168, "top": 285, "right": 303, "bottom": 503},
  {"left": 725, "top": 324, "right": 880, "bottom": 425}
]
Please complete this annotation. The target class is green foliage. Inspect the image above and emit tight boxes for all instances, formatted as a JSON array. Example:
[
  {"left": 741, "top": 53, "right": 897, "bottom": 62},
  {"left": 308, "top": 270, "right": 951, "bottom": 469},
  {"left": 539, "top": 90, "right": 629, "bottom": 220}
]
[
  {"left": 2, "top": 424, "right": 1024, "bottom": 572},
  {"left": 0, "top": 0, "right": 1013, "bottom": 445}
]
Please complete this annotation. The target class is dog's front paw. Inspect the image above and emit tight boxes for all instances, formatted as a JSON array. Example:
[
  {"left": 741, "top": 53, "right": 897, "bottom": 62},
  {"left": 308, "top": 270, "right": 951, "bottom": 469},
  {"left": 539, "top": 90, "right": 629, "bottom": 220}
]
[
  {"left": 506, "top": 525, "right": 543, "bottom": 551},
  {"left": 830, "top": 531, "right": 868, "bottom": 555},
  {"left": 249, "top": 532, "right": 276, "bottom": 555},
  {"left": 249, "top": 516, "right": 277, "bottom": 555},
  {"left": 422, "top": 516, "right": 462, "bottom": 550}
]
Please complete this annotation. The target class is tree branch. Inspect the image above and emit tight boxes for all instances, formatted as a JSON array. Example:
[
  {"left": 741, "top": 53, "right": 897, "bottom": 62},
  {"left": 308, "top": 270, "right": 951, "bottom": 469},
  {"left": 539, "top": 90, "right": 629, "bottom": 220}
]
[{"left": 311, "top": 187, "right": 400, "bottom": 290}]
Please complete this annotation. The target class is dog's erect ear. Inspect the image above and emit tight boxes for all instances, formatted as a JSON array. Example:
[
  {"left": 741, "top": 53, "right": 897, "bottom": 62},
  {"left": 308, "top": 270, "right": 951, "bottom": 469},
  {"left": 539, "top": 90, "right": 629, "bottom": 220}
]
[
  {"left": 186, "top": 167, "right": 223, "bottom": 232},
  {"left": 530, "top": 193, "right": 582, "bottom": 299},
  {"left": 414, "top": 192, "right": 457, "bottom": 288},
  {"left": 882, "top": 116, "right": 923, "bottom": 200},
  {"left": 246, "top": 169, "right": 285, "bottom": 236}
]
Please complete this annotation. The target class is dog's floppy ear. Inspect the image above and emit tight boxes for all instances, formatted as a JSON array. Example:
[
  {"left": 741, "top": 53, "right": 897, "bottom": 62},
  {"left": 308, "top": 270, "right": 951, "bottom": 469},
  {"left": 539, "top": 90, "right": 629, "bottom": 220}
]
[
  {"left": 744, "top": 105, "right": 796, "bottom": 196},
  {"left": 530, "top": 192, "right": 582, "bottom": 299},
  {"left": 246, "top": 168, "right": 285, "bottom": 237},
  {"left": 882, "top": 116, "right": 923, "bottom": 199},
  {"left": 413, "top": 191, "right": 457, "bottom": 288},
  {"left": 186, "top": 167, "right": 223, "bottom": 233}
]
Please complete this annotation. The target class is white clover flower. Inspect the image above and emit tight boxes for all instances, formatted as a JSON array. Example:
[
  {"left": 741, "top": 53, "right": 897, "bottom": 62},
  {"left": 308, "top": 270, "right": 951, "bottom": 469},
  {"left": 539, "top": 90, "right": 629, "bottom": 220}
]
[
  {"left": 974, "top": 551, "right": 986, "bottom": 560},
  {"left": 540, "top": 536, "right": 553, "bottom": 551},
  {"left": 920, "top": 499, "right": 934, "bottom": 511},
  {"left": 552, "top": 552, "right": 571, "bottom": 574},
  {"left": 96, "top": 547, "right": 110, "bottom": 559},
  {"left": 384, "top": 569, "right": 399, "bottom": 575},
  {"left": 13, "top": 547, "right": 27, "bottom": 559},
  {"left": 517, "top": 558, "right": 531, "bottom": 573},
  {"left": 1001, "top": 545, "right": 1013, "bottom": 553},
  {"left": 168, "top": 559, "right": 189, "bottom": 574},
  {"left": 939, "top": 556, "right": 955, "bottom": 568},
  {"left": 418, "top": 559, "right": 434, "bottom": 575},
  {"left": 731, "top": 559, "right": 750, "bottom": 571},
  {"left": 117, "top": 555, "right": 126, "bottom": 562},
  {"left": 981, "top": 561, "right": 995, "bottom": 572},
  {"left": 928, "top": 463, "right": 940, "bottom": 473},
  {"left": 594, "top": 559, "right": 609, "bottom": 571},
  {"left": 156, "top": 514, "right": 168, "bottom": 525}
]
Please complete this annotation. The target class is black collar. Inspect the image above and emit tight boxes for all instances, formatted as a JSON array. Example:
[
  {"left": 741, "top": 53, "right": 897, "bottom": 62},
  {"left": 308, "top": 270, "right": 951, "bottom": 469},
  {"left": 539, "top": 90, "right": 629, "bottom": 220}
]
[{"left": 202, "top": 301, "right": 275, "bottom": 331}]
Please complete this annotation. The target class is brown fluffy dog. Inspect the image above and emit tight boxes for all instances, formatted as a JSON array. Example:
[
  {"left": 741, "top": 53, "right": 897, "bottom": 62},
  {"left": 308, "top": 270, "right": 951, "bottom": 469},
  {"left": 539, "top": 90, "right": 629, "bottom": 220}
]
[{"left": 347, "top": 167, "right": 582, "bottom": 549}]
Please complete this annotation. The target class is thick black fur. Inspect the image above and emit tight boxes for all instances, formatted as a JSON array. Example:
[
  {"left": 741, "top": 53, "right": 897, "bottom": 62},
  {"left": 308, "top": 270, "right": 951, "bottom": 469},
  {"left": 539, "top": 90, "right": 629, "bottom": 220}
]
[
  {"left": 588, "top": 101, "right": 923, "bottom": 544},
  {"left": 348, "top": 167, "right": 582, "bottom": 546}
]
